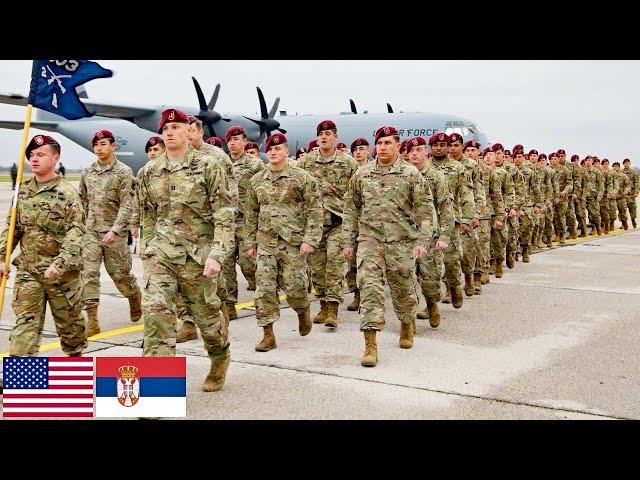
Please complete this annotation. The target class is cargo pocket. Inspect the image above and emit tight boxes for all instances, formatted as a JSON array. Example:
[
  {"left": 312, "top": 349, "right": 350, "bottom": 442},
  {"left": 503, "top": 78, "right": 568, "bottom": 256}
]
[{"left": 202, "top": 275, "right": 221, "bottom": 312}]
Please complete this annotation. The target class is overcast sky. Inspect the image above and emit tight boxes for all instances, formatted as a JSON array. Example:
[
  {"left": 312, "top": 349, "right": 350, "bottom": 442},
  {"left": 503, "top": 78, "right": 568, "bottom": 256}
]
[{"left": 1, "top": 60, "right": 639, "bottom": 169}]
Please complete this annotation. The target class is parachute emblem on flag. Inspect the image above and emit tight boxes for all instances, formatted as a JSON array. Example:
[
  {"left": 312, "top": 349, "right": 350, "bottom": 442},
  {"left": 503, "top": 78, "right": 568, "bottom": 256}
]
[{"left": 117, "top": 365, "right": 140, "bottom": 407}]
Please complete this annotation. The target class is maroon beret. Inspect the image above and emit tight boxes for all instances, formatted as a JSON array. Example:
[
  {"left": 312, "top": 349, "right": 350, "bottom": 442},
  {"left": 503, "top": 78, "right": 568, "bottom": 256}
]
[
  {"left": 317, "top": 120, "right": 337, "bottom": 134},
  {"left": 186, "top": 115, "right": 198, "bottom": 124},
  {"left": 491, "top": 143, "right": 504, "bottom": 152},
  {"left": 513, "top": 144, "right": 524, "bottom": 152},
  {"left": 481, "top": 147, "right": 490, "bottom": 156},
  {"left": 571, "top": 154, "right": 579, "bottom": 161},
  {"left": 205, "top": 137, "right": 224, "bottom": 148},
  {"left": 601, "top": 158, "right": 609, "bottom": 164},
  {"left": 308, "top": 140, "right": 318, "bottom": 150},
  {"left": 428, "top": 132, "right": 450, "bottom": 146},
  {"left": 145, "top": 136, "right": 164, "bottom": 153},
  {"left": 463, "top": 140, "right": 481, "bottom": 150},
  {"left": 448, "top": 133, "right": 463, "bottom": 144},
  {"left": 538, "top": 153, "right": 547, "bottom": 159},
  {"left": 350, "top": 137, "right": 369, "bottom": 152},
  {"left": 225, "top": 125, "right": 246, "bottom": 142},
  {"left": 557, "top": 149, "right": 566, "bottom": 155},
  {"left": 265, "top": 133, "right": 287, "bottom": 150},
  {"left": 26, "top": 134, "right": 60, "bottom": 158},
  {"left": 504, "top": 150, "right": 512, "bottom": 156},
  {"left": 296, "top": 147, "right": 307, "bottom": 159},
  {"left": 549, "top": 152, "right": 558, "bottom": 159},
  {"left": 157, "top": 108, "right": 190, "bottom": 133},
  {"left": 374, "top": 125, "right": 399, "bottom": 143},
  {"left": 244, "top": 141, "right": 259, "bottom": 151},
  {"left": 513, "top": 149, "right": 524, "bottom": 157},
  {"left": 92, "top": 129, "right": 115, "bottom": 146},
  {"left": 528, "top": 149, "right": 538, "bottom": 155},
  {"left": 408, "top": 136, "right": 427, "bottom": 150},
  {"left": 336, "top": 142, "right": 347, "bottom": 149}
]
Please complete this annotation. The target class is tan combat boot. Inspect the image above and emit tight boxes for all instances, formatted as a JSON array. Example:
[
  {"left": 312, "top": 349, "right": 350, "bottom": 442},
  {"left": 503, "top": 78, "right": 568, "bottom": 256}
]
[
  {"left": 129, "top": 291, "right": 142, "bottom": 322},
  {"left": 255, "top": 324, "right": 277, "bottom": 352},
  {"left": 481, "top": 271, "right": 490, "bottom": 284},
  {"left": 506, "top": 250, "right": 515, "bottom": 269},
  {"left": 416, "top": 307, "right": 429, "bottom": 319},
  {"left": 489, "top": 259, "right": 496, "bottom": 275},
  {"left": 324, "top": 301, "right": 339, "bottom": 329},
  {"left": 473, "top": 272, "right": 483, "bottom": 294},
  {"left": 579, "top": 227, "right": 587, "bottom": 237},
  {"left": 632, "top": 219, "right": 637, "bottom": 229},
  {"left": 538, "top": 236, "right": 546, "bottom": 249},
  {"left": 451, "top": 285, "right": 463, "bottom": 309},
  {"left": 313, "top": 300, "right": 328, "bottom": 324},
  {"left": 464, "top": 273, "right": 475, "bottom": 297},
  {"left": 224, "top": 302, "right": 238, "bottom": 321},
  {"left": 622, "top": 219, "right": 628, "bottom": 230},
  {"left": 427, "top": 300, "right": 440, "bottom": 328},
  {"left": 399, "top": 322, "right": 414, "bottom": 349},
  {"left": 176, "top": 322, "right": 198, "bottom": 343},
  {"left": 546, "top": 238, "right": 553, "bottom": 247},
  {"left": 202, "top": 354, "right": 230, "bottom": 392},
  {"left": 522, "top": 246, "right": 530, "bottom": 263},
  {"left": 570, "top": 228, "right": 578, "bottom": 239},
  {"left": 610, "top": 221, "right": 615, "bottom": 232},
  {"left": 247, "top": 279, "right": 256, "bottom": 291},
  {"left": 346, "top": 290, "right": 360, "bottom": 311},
  {"left": 85, "top": 307, "right": 100, "bottom": 337},
  {"left": 297, "top": 307, "right": 312, "bottom": 336},
  {"left": 361, "top": 330, "right": 378, "bottom": 367},
  {"left": 442, "top": 283, "right": 452, "bottom": 304},
  {"left": 495, "top": 261, "right": 504, "bottom": 278}
]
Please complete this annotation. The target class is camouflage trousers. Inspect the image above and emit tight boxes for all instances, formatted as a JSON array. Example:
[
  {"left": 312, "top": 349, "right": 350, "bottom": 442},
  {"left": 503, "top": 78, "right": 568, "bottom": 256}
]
[
  {"left": 255, "top": 238, "right": 310, "bottom": 327},
  {"left": 475, "top": 219, "right": 491, "bottom": 274},
  {"left": 9, "top": 269, "right": 86, "bottom": 356},
  {"left": 616, "top": 198, "right": 629, "bottom": 224},
  {"left": 566, "top": 198, "right": 577, "bottom": 231},
  {"left": 542, "top": 202, "right": 554, "bottom": 240},
  {"left": 417, "top": 245, "right": 444, "bottom": 303},
  {"left": 574, "top": 199, "right": 587, "bottom": 230},
  {"left": 461, "top": 228, "right": 479, "bottom": 275},
  {"left": 218, "top": 218, "right": 257, "bottom": 304},
  {"left": 357, "top": 237, "right": 418, "bottom": 331},
  {"left": 442, "top": 228, "right": 463, "bottom": 288},
  {"left": 600, "top": 198, "right": 610, "bottom": 227},
  {"left": 626, "top": 195, "right": 637, "bottom": 221},
  {"left": 518, "top": 206, "right": 535, "bottom": 247},
  {"left": 308, "top": 223, "right": 345, "bottom": 303},
  {"left": 346, "top": 243, "right": 358, "bottom": 293},
  {"left": 554, "top": 200, "right": 569, "bottom": 238},
  {"left": 142, "top": 253, "right": 229, "bottom": 361},
  {"left": 607, "top": 198, "right": 618, "bottom": 227},
  {"left": 585, "top": 197, "right": 601, "bottom": 229},
  {"left": 507, "top": 215, "right": 519, "bottom": 252},
  {"left": 82, "top": 230, "right": 140, "bottom": 310},
  {"left": 490, "top": 222, "right": 507, "bottom": 262}
]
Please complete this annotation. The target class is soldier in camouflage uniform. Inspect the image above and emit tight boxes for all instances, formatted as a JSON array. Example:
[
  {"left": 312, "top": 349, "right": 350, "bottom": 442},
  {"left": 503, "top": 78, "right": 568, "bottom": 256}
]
[
  {"left": 137, "top": 108, "right": 234, "bottom": 392},
  {"left": 502, "top": 150, "right": 521, "bottom": 266},
  {"left": 551, "top": 152, "right": 572, "bottom": 244},
  {"left": 244, "top": 133, "right": 322, "bottom": 352},
  {"left": 448, "top": 134, "right": 484, "bottom": 296},
  {"left": 513, "top": 150, "right": 542, "bottom": 262},
  {"left": 344, "top": 126, "right": 436, "bottom": 367},
  {"left": 345, "top": 137, "right": 371, "bottom": 312},
  {"left": 557, "top": 150, "right": 577, "bottom": 239},
  {"left": 582, "top": 156, "right": 603, "bottom": 235},
  {"left": 592, "top": 158, "right": 610, "bottom": 233},
  {"left": 570, "top": 154, "right": 589, "bottom": 237},
  {"left": 622, "top": 158, "right": 638, "bottom": 228},
  {"left": 602, "top": 159, "right": 617, "bottom": 232},
  {"left": 79, "top": 130, "right": 142, "bottom": 337},
  {"left": 244, "top": 141, "right": 261, "bottom": 159},
  {"left": 297, "top": 120, "right": 357, "bottom": 329},
  {"left": 489, "top": 144, "right": 515, "bottom": 278},
  {"left": 532, "top": 152, "right": 557, "bottom": 248},
  {"left": 0, "top": 135, "right": 87, "bottom": 357},
  {"left": 407, "top": 136, "right": 453, "bottom": 328},
  {"left": 429, "top": 133, "right": 474, "bottom": 308},
  {"left": 612, "top": 162, "right": 630, "bottom": 229}
]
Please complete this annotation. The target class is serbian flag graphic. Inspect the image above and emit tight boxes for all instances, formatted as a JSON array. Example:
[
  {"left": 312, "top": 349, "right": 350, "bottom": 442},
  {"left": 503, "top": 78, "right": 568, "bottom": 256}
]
[{"left": 94, "top": 357, "right": 186, "bottom": 418}]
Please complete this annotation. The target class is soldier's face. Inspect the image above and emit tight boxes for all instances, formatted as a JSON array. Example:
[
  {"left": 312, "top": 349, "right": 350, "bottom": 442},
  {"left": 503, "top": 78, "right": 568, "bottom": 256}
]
[
  {"left": 408, "top": 145, "right": 427, "bottom": 168},
  {"left": 317, "top": 130, "right": 337, "bottom": 150},
  {"left": 352, "top": 145, "right": 369, "bottom": 163},
  {"left": 28, "top": 145, "right": 59, "bottom": 176},
  {"left": 162, "top": 122, "right": 191, "bottom": 149},
  {"left": 448, "top": 141, "right": 463, "bottom": 158},
  {"left": 188, "top": 124, "right": 204, "bottom": 147},
  {"left": 486, "top": 152, "right": 496, "bottom": 166},
  {"left": 147, "top": 144, "right": 165, "bottom": 160},
  {"left": 602, "top": 162, "right": 609, "bottom": 170},
  {"left": 551, "top": 157, "right": 558, "bottom": 167},
  {"left": 613, "top": 165, "right": 620, "bottom": 172},
  {"left": 530, "top": 154, "right": 538, "bottom": 163},
  {"left": 514, "top": 154, "right": 524, "bottom": 166},
  {"left": 246, "top": 148, "right": 260, "bottom": 157},
  {"left": 376, "top": 136, "right": 399, "bottom": 163},
  {"left": 571, "top": 158, "right": 578, "bottom": 164},
  {"left": 623, "top": 161, "right": 631, "bottom": 169},
  {"left": 584, "top": 158, "right": 592, "bottom": 168},
  {"left": 464, "top": 147, "right": 479, "bottom": 160},
  {"left": 267, "top": 143, "right": 289, "bottom": 165},
  {"left": 93, "top": 139, "right": 116, "bottom": 160},
  {"left": 227, "top": 134, "right": 246, "bottom": 156},
  {"left": 430, "top": 141, "right": 448, "bottom": 159}
]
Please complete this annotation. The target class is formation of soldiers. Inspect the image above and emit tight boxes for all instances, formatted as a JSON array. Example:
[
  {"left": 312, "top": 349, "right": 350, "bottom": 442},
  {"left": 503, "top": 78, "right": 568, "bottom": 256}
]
[{"left": 0, "top": 110, "right": 638, "bottom": 393}]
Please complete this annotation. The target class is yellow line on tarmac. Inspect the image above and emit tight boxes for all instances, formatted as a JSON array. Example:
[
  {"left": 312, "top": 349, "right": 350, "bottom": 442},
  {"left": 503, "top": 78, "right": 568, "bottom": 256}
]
[{"left": 1, "top": 294, "right": 288, "bottom": 358}]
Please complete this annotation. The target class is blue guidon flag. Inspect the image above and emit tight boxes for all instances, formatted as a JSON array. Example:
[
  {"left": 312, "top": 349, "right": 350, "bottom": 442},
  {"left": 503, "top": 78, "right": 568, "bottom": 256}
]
[{"left": 28, "top": 60, "right": 113, "bottom": 120}]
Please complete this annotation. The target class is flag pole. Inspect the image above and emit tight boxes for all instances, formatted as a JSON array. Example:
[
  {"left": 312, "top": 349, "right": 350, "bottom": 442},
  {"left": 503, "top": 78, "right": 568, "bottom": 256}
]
[{"left": 0, "top": 104, "right": 33, "bottom": 319}]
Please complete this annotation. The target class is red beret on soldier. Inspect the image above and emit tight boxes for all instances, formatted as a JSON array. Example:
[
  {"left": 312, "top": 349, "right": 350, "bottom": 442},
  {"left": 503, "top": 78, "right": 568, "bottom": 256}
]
[
  {"left": 408, "top": 136, "right": 427, "bottom": 150},
  {"left": 557, "top": 149, "right": 566, "bottom": 155},
  {"left": 539, "top": 153, "right": 547, "bottom": 160},
  {"left": 464, "top": 139, "right": 481, "bottom": 150},
  {"left": 513, "top": 144, "right": 524, "bottom": 152},
  {"left": 448, "top": 132, "right": 463, "bottom": 144},
  {"left": 513, "top": 148, "right": 524, "bottom": 157},
  {"left": 265, "top": 133, "right": 287, "bottom": 151},
  {"left": 529, "top": 149, "right": 538, "bottom": 155},
  {"left": 504, "top": 149, "right": 512, "bottom": 156},
  {"left": 295, "top": 147, "right": 307, "bottom": 159},
  {"left": 317, "top": 120, "right": 337, "bottom": 134},
  {"left": 145, "top": 136, "right": 164, "bottom": 153},
  {"left": 491, "top": 143, "right": 504, "bottom": 152},
  {"left": 350, "top": 137, "right": 369, "bottom": 152},
  {"left": 91, "top": 129, "right": 115, "bottom": 146},
  {"left": 205, "top": 137, "right": 224, "bottom": 148},
  {"left": 157, "top": 108, "right": 190, "bottom": 133},
  {"left": 225, "top": 125, "right": 246, "bottom": 142},
  {"left": 374, "top": 125, "right": 398, "bottom": 143},
  {"left": 308, "top": 140, "right": 318, "bottom": 150},
  {"left": 429, "top": 132, "right": 450, "bottom": 146},
  {"left": 571, "top": 154, "right": 579, "bottom": 161},
  {"left": 26, "top": 134, "right": 60, "bottom": 158},
  {"left": 336, "top": 142, "right": 347, "bottom": 150},
  {"left": 549, "top": 152, "right": 558, "bottom": 159},
  {"left": 244, "top": 141, "right": 259, "bottom": 151}
]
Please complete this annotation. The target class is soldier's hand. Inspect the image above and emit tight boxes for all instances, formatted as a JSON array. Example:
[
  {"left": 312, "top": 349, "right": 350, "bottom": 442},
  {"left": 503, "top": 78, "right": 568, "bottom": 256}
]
[
  {"left": 343, "top": 247, "right": 355, "bottom": 260},
  {"left": 413, "top": 245, "right": 428, "bottom": 260},
  {"left": 44, "top": 265, "right": 62, "bottom": 280},
  {"left": 435, "top": 240, "right": 448, "bottom": 251},
  {"left": 509, "top": 209, "right": 517, "bottom": 218},
  {"left": 102, "top": 231, "right": 117, "bottom": 245},
  {"left": 247, "top": 248, "right": 257, "bottom": 260},
  {"left": 131, "top": 228, "right": 139, "bottom": 238},
  {"left": 493, "top": 220, "right": 503, "bottom": 229},
  {"left": 0, "top": 263, "right": 8, "bottom": 278},
  {"left": 471, "top": 217, "right": 479, "bottom": 229},
  {"left": 299, "top": 242, "right": 315, "bottom": 257},
  {"left": 533, "top": 206, "right": 541, "bottom": 215},
  {"left": 572, "top": 194, "right": 577, "bottom": 200},
  {"left": 460, "top": 223, "right": 470, "bottom": 234},
  {"left": 518, "top": 210, "right": 525, "bottom": 217},
  {"left": 203, "top": 258, "right": 221, "bottom": 277}
]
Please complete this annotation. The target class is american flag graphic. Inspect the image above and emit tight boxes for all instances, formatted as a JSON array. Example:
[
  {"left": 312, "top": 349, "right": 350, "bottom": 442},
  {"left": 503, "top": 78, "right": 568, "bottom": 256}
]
[{"left": 2, "top": 357, "right": 94, "bottom": 418}]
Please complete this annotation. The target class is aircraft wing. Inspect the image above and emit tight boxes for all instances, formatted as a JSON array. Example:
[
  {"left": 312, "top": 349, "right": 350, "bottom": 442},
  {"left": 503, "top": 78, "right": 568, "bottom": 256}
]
[
  {"left": 0, "top": 120, "right": 58, "bottom": 131},
  {"left": 0, "top": 92, "right": 156, "bottom": 119}
]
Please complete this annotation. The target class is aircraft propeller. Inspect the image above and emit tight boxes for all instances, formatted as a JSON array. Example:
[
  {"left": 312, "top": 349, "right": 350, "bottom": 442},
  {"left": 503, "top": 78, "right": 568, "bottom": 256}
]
[
  {"left": 387, "top": 103, "right": 394, "bottom": 113},
  {"left": 192, "top": 77, "right": 230, "bottom": 138},
  {"left": 243, "top": 87, "right": 286, "bottom": 143},
  {"left": 349, "top": 99, "right": 357, "bottom": 114}
]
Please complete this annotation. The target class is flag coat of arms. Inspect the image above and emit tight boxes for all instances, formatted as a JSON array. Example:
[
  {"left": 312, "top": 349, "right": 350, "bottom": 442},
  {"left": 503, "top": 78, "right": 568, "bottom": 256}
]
[
  {"left": 95, "top": 357, "right": 186, "bottom": 418},
  {"left": 2, "top": 357, "right": 94, "bottom": 418}
]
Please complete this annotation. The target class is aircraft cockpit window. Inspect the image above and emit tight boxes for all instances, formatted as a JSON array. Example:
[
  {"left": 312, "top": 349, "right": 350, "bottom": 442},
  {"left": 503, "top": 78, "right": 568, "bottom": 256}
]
[{"left": 445, "top": 128, "right": 454, "bottom": 135}]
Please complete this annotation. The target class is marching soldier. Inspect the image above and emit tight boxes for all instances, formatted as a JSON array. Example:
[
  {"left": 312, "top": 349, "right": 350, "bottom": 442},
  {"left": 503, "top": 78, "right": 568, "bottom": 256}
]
[
  {"left": 533, "top": 152, "right": 557, "bottom": 248},
  {"left": 602, "top": 159, "right": 617, "bottom": 232},
  {"left": 245, "top": 141, "right": 261, "bottom": 159},
  {"left": 557, "top": 149, "right": 578, "bottom": 239},
  {"left": 502, "top": 149, "right": 521, "bottom": 265},
  {"left": 206, "top": 137, "right": 224, "bottom": 149},
  {"left": 344, "top": 126, "right": 436, "bottom": 367},
  {"left": 551, "top": 152, "right": 572, "bottom": 244},
  {"left": 583, "top": 156, "right": 603, "bottom": 235},
  {"left": 297, "top": 120, "right": 357, "bottom": 329},
  {"left": 79, "top": 130, "right": 142, "bottom": 337},
  {"left": 622, "top": 158, "right": 638, "bottom": 228},
  {"left": 244, "top": 133, "right": 322, "bottom": 352},
  {"left": 137, "top": 108, "right": 234, "bottom": 392},
  {"left": 612, "top": 162, "right": 630, "bottom": 229},
  {"left": 489, "top": 144, "right": 515, "bottom": 278},
  {"left": 0, "top": 135, "right": 87, "bottom": 357},
  {"left": 513, "top": 149, "right": 541, "bottom": 262},
  {"left": 592, "top": 158, "right": 611, "bottom": 233},
  {"left": 570, "top": 154, "right": 588, "bottom": 237}
]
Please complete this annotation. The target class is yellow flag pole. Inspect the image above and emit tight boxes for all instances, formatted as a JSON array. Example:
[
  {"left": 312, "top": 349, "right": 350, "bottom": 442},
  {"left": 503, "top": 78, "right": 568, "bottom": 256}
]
[{"left": 0, "top": 104, "right": 33, "bottom": 319}]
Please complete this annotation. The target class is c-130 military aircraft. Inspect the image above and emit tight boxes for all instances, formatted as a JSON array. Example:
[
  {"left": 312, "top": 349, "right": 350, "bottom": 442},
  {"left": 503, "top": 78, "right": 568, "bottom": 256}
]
[{"left": 0, "top": 78, "right": 490, "bottom": 174}]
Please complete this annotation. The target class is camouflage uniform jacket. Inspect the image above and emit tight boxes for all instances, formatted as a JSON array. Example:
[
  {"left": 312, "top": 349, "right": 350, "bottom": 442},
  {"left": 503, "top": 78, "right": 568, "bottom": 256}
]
[
  {"left": 492, "top": 165, "right": 515, "bottom": 212},
  {"left": 517, "top": 164, "right": 542, "bottom": 208},
  {"left": 623, "top": 167, "right": 639, "bottom": 196},
  {"left": 459, "top": 154, "right": 487, "bottom": 220},
  {"left": 418, "top": 162, "right": 454, "bottom": 244},
  {"left": 130, "top": 160, "right": 155, "bottom": 231},
  {"left": 535, "top": 164, "right": 554, "bottom": 204},
  {"left": 594, "top": 168, "right": 606, "bottom": 197},
  {"left": 507, "top": 163, "right": 526, "bottom": 210},
  {"left": 616, "top": 171, "right": 629, "bottom": 198},
  {"left": 567, "top": 162, "right": 583, "bottom": 197},
  {"left": 480, "top": 164, "right": 506, "bottom": 222},
  {"left": 583, "top": 167, "right": 603, "bottom": 198},
  {"left": 343, "top": 157, "right": 437, "bottom": 248},
  {"left": 553, "top": 164, "right": 573, "bottom": 198},
  {"left": 197, "top": 142, "right": 239, "bottom": 205},
  {"left": 244, "top": 162, "right": 322, "bottom": 251},
  {"left": 138, "top": 146, "right": 234, "bottom": 266},
  {"left": 607, "top": 169, "right": 620, "bottom": 197},
  {"left": 79, "top": 157, "right": 134, "bottom": 234},
  {"left": 230, "top": 151, "right": 265, "bottom": 216},
  {"left": 0, "top": 175, "right": 86, "bottom": 275},
  {"left": 430, "top": 156, "right": 475, "bottom": 226},
  {"left": 297, "top": 149, "right": 357, "bottom": 226}
]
